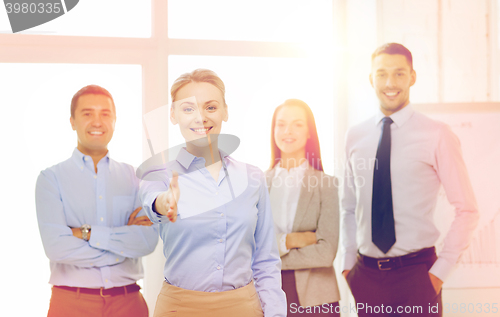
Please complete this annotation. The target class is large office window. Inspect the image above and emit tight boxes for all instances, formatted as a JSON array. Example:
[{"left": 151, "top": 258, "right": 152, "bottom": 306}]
[
  {"left": 166, "top": 0, "right": 336, "bottom": 173},
  {"left": 168, "top": 0, "right": 333, "bottom": 43},
  {"left": 0, "top": 1, "right": 338, "bottom": 316}
]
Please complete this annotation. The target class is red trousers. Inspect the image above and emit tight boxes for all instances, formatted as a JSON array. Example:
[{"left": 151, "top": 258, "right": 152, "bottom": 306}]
[{"left": 48, "top": 285, "right": 148, "bottom": 317}]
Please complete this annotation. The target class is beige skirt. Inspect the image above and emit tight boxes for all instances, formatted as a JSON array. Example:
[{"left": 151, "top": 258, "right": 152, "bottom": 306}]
[{"left": 153, "top": 281, "right": 264, "bottom": 317}]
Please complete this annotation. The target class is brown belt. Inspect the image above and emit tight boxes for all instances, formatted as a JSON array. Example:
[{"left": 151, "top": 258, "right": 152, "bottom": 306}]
[
  {"left": 54, "top": 283, "right": 141, "bottom": 297},
  {"left": 358, "top": 247, "right": 436, "bottom": 271}
]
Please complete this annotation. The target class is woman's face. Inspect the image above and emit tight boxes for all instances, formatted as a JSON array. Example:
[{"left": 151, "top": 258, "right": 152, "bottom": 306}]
[
  {"left": 274, "top": 105, "right": 309, "bottom": 157},
  {"left": 170, "top": 82, "right": 228, "bottom": 145}
]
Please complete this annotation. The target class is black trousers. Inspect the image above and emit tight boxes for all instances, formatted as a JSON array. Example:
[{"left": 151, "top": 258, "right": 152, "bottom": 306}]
[
  {"left": 282, "top": 270, "right": 340, "bottom": 316},
  {"left": 347, "top": 258, "right": 442, "bottom": 317}
]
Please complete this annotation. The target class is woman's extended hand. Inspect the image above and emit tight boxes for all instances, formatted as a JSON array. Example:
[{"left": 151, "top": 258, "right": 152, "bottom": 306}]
[
  {"left": 285, "top": 231, "right": 317, "bottom": 249},
  {"left": 154, "top": 171, "right": 180, "bottom": 222}
]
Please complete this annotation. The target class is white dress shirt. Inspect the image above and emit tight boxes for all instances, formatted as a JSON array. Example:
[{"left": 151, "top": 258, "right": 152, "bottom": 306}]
[
  {"left": 270, "top": 160, "right": 308, "bottom": 255},
  {"left": 340, "top": 104, "right": 479, "bottom": 282}
]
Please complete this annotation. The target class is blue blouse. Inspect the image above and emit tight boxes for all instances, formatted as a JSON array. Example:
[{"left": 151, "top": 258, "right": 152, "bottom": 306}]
[{"left": 139, "top": 148, "right": 286, "bottom": 316}]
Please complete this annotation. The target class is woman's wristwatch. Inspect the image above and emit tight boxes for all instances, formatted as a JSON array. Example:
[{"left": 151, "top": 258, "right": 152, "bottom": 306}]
[{"left": 80, "top": 224, "right": 91, "bottom": 241}]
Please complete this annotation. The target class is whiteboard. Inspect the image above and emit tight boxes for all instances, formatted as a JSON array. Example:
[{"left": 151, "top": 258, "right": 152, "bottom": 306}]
[{"left": 413, "top": 103, "right": 500, "bottom": 289}]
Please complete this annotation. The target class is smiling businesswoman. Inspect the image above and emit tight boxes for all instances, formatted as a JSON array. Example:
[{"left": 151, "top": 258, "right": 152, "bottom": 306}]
[
  {"left": 266, "top": 99, "right": 340, "bottom": 316},
  {"left": 139, "top": 69, "right": 286, "bottom": 317}
]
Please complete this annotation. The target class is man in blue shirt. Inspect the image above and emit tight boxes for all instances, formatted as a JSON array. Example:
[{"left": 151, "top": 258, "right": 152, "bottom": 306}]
[{"left": 36, "top": 85, "right": 159, "bottom": 317}]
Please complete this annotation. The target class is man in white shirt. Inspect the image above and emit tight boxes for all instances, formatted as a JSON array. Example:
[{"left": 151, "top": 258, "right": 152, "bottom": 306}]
[{"left": 340, "top": 43, "right": 479, "bottom": 317}]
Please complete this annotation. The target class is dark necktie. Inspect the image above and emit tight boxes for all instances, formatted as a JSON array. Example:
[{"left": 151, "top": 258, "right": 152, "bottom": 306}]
[{"left": 372, "top": 117, "right": 396, "bottom": 254}]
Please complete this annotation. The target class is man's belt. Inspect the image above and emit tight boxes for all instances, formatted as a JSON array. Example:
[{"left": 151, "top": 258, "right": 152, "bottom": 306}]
[
  {"left": 54, "top": 283, "right": 141, "bottom": 297},
  {"left": 358, "top": 247, "right": 436, "bottom": 271}
]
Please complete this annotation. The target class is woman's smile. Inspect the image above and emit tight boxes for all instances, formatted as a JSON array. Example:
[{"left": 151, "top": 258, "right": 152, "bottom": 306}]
[{"left": 190, "top": 126, "right": 213, "bottom": 135}]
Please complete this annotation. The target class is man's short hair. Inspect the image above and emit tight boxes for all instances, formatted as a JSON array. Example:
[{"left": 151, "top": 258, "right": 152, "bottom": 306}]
[
  {"left": 371, "top": 43, "right": 413, "bottom": 70},
  {"left": 71, "top": 85, "right": 115, "bottom": 118}
]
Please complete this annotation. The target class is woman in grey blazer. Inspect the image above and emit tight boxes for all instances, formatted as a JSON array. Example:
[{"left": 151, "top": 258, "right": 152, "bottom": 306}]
[{"left": 266, "top": 99, "right": 340, "bottom": 316}]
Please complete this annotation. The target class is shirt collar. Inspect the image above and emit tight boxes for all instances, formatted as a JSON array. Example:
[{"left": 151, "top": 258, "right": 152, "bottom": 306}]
[
  {"left": 176, "top": 147, "right": 231, "bottom": 170},
  {"left": 71, "top": 148, "right": 110, "bottom": 171},
  {"left": 374, "top": 103, "right": 415, "bottom": 128},
  {"left": 274, "top": 159, "right": 309, "bottom": 176}
]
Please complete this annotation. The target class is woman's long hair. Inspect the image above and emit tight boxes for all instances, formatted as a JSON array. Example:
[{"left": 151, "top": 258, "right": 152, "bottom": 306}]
[{"left": 269, "top": 99, "right": 323, "bottom": 171}]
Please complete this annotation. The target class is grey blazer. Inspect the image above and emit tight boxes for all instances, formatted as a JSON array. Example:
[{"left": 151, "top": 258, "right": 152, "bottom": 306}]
[{"left": 266, "top": 166, "right": 340, "bottom": 307}]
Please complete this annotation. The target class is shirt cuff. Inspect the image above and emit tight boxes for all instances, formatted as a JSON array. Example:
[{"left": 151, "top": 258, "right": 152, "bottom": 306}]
[
  {"left": 279, "top": 234, "right": 290, "bottom": 256},
  {"left": 143, "top": 191, "right": 168, "bottom": 224},
  {"left": 340, "top": 251, "right": 357, "bottom": 272},
  {"left": 429, "top": 257, "right": 455, "bottom": 282},
  {"left": 88, "top": 225, "right": 112, "bottom": 250},
  {"left": 152, "top": 198, "right": 160, "bottom": 215}
]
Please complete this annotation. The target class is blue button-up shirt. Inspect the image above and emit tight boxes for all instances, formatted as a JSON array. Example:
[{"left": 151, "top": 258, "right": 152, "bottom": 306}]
[
  {"left": 140, "top": 148, "right": 286, "bottom": 317},
  {"left": 35, "top": 148, "right": 158, "bottom": 289}
]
